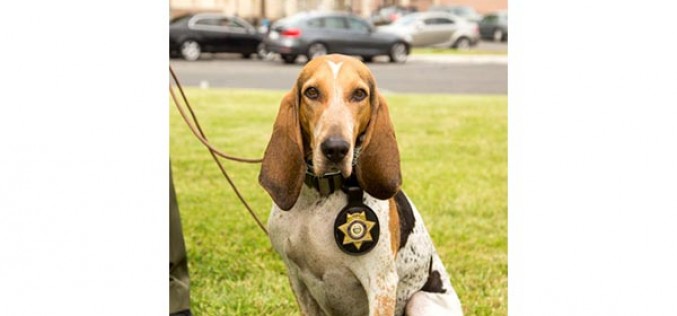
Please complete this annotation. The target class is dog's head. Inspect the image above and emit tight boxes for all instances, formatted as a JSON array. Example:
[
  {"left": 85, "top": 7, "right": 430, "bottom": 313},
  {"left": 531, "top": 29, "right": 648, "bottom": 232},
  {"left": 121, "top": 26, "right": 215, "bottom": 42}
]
[{"left": 259, "top": 54, "right": 401, "bottom": 210}]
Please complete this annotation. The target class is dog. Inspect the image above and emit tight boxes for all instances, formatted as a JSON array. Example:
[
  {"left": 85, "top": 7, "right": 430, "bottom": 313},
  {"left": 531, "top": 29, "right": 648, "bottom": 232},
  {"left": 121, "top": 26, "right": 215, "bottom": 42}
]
[{"left": 259, "top": 54, "right": 463, "bottom": 316}]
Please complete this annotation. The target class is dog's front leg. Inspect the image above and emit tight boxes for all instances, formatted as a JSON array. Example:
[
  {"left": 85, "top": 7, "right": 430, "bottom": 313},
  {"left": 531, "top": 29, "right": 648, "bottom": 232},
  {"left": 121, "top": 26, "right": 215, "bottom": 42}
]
[
  {"left": 361, "top": 263, "right": 398, "bottom": 316},
  {"left": 286, "top": 268, "right": 325, "bottom": 316}
]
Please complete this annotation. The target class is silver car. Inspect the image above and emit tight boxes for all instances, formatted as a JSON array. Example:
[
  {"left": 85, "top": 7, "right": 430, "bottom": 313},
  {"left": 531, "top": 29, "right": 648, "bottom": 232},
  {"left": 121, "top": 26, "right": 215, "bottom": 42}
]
[
  {"left": 378, "top": 11, "right": 480, "bottom": 49},
  {"left": 429, "top": 5, "right": 483, "bottom": 23}
]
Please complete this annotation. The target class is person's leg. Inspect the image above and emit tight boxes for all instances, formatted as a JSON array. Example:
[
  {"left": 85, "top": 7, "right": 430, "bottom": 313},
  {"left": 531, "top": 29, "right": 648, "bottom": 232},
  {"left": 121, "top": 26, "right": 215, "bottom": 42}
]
[{"left": 170, "top": 167, "right": 191, "bottom": 315}]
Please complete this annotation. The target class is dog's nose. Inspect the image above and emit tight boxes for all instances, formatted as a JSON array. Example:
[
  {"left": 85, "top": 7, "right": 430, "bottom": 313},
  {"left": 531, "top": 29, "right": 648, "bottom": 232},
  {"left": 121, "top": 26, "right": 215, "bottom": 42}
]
[{"left": 321, "top": 138, "right": 350, "bottom": 163}]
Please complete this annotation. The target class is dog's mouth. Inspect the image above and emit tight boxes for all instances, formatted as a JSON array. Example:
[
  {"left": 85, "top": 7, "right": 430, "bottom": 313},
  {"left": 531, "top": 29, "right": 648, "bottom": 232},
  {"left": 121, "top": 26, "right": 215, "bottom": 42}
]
[
  {"left": 309, "top": 153, "right": 353, "bottom": 178},
  {"left": 309, "top": 133, "right": 365, "bottom": 178}
]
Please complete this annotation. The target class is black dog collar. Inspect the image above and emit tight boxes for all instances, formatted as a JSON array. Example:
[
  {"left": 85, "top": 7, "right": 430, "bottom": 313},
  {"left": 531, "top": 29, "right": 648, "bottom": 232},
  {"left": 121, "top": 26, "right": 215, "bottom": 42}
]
[
  {"left": 304, "top": 144, "right": 362, "bottom": 196},
  {"left": 304, "top": 169, "right": 344, "bottom": 196}
]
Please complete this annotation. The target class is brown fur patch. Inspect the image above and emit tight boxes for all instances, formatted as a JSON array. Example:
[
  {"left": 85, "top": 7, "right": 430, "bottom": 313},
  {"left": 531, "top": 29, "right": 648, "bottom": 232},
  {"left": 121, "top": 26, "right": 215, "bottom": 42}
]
[
  {"left": 388, "top": 198, "right": 400, "bottom": 256},
  {"left": 376, "top": 295, "right": 395, "bottom": 316}
]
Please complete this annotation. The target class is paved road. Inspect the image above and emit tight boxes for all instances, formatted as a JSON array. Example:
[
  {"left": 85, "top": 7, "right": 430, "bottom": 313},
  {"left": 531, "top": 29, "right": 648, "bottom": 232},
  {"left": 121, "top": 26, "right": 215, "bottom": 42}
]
[
  {"left": 475, "top": 40, "right": 508, "bottom": 53},
  {"left": 170, "top": 52, "right": 507, "bottom": 94}
]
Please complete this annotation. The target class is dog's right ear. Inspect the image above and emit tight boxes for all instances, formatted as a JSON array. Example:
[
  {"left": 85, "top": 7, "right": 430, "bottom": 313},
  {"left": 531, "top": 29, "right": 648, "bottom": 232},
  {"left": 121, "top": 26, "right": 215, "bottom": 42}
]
[
  {"left": 355, "top": 92, "right": 401, "bottom": 200},
  {"left": 259, "top": 88, "right": 306, "bottom": 211}
]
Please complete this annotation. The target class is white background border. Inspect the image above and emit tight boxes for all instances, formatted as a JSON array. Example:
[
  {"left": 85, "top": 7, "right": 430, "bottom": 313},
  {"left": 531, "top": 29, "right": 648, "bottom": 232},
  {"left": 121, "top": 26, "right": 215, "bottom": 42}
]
[
  {"left": 0, "top": 0, "right": 167, "bottom": 314},
  {"left": 1, "top": 0, "right": 677, "bottom": 314},
  {"left": 509, "top": 0, "right": 677, "bottom": 314}
]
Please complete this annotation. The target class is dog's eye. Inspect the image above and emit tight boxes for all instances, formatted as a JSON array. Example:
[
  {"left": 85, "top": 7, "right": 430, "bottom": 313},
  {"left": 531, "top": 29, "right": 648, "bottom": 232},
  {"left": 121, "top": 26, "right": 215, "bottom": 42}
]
[
  {"left": 304, "top": 87, "right": 319, "bottom": 100},
  {"left": 352, "top": 89, "right": 368, "bottom": 102}
]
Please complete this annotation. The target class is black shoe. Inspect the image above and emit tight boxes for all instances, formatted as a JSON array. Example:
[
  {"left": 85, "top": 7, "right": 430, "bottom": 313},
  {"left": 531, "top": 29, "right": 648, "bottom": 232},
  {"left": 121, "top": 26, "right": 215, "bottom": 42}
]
[{"left": 170, "top": 309, "right": 192, "bottom": 316}]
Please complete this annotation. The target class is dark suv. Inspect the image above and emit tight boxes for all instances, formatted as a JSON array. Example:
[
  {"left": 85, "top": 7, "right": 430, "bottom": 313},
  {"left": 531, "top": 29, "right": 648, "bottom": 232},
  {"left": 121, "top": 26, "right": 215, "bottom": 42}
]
[{"left": 264, "top": 12, "right": 411, "bottom": 64}]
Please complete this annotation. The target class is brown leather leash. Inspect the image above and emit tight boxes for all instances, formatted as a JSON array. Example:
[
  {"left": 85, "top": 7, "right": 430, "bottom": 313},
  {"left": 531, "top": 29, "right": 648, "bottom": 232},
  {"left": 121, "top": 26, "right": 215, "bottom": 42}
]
[{"left": 169, "top": 66, "right": 268, "bottom": 235}]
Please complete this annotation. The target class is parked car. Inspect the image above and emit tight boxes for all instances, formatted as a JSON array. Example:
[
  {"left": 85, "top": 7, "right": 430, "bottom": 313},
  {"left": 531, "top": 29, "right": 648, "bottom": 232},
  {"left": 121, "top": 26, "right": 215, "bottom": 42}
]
[
  {"left": 264, "top": 12, "right": 411, "bottom": 64},
  {"left": 170, "top": 13, "right": 265, "bottom": 61},
  {"left": 479, "top": 11, "right": 508, "bottom": 42},
  {"left": 429, "top": 5, "right": 483, "bottom": 22},
  {"left": 378, "top": 11, "right": 479, "bottom": 49},
  {"left": 369, "top": 5, "right": 417, "bottom": 26}
]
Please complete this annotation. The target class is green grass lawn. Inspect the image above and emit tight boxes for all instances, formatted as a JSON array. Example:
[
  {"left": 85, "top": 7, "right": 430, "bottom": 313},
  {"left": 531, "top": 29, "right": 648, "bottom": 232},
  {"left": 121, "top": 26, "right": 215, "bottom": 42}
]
[
  {"left": 170, "top": 88, "right": 507, "bottom": 315},
  {"left": 412, "top": 47, "right": 507, "bottom": 56}
]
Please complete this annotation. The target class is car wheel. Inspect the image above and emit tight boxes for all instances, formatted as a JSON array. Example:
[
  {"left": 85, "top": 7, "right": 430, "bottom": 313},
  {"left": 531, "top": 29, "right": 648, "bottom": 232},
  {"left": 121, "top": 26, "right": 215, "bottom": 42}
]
[
  {"left": 281, "top": 54, "right": 298, "bottom": 64},
  {"left": 307, "top": 43, "right": 328, "bottom": 60},
  {"left": 493, "top": 29, "right": 504, "bottom": 42},
  {"left": 256, "top": 42, "right": 268, "bottom": 59},
  {"left": 388, "top": 42, "right": 408, "bottom": 63},
  {"left": 362, "top": 56, "right": 374, "bottom": 63},
  {"left": 453, "top": 37, "right": 471, "bottom": 50},
  {"left": 180, "top": 40, "right": 201, "bottom": 61},
  {"left": 241, "top": 53, "right": 254, "bottom": 59}
]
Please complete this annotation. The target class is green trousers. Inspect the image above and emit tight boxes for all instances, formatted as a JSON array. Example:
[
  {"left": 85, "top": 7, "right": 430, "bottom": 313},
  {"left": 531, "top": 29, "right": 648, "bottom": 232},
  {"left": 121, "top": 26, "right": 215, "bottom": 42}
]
[{"left": 170, "top": 167, "right": 191, "bottom": 313}]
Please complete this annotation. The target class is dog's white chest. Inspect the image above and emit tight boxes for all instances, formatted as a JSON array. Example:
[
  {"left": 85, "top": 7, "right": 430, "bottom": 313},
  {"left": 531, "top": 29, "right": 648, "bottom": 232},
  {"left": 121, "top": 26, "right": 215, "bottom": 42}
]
[{"left": 267, "top": 187, "right": 392, "bottom": 316}]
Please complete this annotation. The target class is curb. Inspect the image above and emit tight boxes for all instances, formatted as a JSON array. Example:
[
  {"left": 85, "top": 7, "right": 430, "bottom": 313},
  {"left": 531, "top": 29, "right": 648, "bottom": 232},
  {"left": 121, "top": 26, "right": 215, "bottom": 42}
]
[{"left": 409, "top": 54, "right": 508, "bottom": 65}]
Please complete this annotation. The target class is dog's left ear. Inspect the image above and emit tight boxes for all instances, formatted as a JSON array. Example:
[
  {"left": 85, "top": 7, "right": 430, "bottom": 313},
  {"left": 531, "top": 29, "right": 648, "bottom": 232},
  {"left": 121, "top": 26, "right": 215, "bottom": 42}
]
[
  {"left": 355, "top": 91, "right": 402, "bottom": 199},
  {"left": 259, "top": 89, "right": 306, "bottom": 211}
]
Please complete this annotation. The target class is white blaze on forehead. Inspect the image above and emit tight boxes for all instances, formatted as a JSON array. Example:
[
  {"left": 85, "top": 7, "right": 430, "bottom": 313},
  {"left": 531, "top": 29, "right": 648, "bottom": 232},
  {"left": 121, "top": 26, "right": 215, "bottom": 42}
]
[
  {"left": 311, "top": 60, "right": 356, "bottom": 177},
  {"left": 326, "top": 61, "right": 344, "bottom": 79}
]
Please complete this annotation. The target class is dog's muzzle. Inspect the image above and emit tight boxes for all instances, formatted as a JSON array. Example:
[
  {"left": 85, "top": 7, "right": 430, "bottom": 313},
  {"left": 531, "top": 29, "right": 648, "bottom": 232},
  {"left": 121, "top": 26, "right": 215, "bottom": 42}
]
[{"left": 321, "top": 137, "right": 350, "bottom": 164}]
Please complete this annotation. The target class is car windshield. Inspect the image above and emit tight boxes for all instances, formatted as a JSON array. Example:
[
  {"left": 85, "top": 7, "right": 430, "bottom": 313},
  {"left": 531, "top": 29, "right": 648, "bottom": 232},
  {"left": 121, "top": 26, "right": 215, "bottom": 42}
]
[
  {"left": 482, "top": 15, "right": 498, "bottom": 23},
  {"left": 430, "top": 5, "right": 474, "bottom": 16},
  {"left": 392, "top": 15, "right": 419, "bottom": 26},
  {"left": 380, "top": 7, "right": 397, "bottom": 15},
  {"left": 272, "top": 13, "right": 310, "bottom": 28},
  {"left": 170, "top": 15, "right": 191, "bottom": 25},
  {"left": 452, "top": 7, "right": 472, "bottom": 15}
]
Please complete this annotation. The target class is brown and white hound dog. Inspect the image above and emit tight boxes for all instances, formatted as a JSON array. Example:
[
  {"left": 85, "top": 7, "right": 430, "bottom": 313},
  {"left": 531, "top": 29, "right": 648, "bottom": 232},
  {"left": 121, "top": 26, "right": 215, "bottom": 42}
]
[{"left": 259, "top": 54, "right": 463, "bottom": 316}]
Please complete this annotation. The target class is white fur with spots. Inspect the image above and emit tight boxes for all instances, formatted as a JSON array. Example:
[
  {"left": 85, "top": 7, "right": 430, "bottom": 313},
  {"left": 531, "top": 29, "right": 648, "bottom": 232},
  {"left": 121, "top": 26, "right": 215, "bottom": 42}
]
[{"left": 267, "top": 185, "right": 464, "bottom": 316}]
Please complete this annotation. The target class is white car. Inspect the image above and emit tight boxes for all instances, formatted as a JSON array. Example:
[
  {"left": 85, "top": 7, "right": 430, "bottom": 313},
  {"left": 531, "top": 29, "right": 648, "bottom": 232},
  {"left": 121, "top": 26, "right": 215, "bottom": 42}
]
[{"left": 378, "top": 11, "right": 480, "bottom": 49}]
